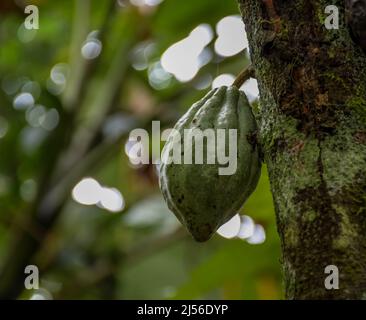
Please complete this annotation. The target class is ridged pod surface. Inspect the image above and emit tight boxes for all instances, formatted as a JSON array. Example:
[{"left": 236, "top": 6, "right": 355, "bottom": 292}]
[{"left": 159, "top": 86, "right": 261, "bottom": 242}]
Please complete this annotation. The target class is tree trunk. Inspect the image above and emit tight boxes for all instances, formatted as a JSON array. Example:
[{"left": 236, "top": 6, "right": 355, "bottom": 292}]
[{"left": 238, "top": 0, "right": 366, "bottom": 299}]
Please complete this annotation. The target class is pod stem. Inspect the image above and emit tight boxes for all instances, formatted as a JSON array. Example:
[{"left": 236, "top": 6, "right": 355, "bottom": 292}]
[{"left": 233, "top": 66, "right": 255, "bottom": 88}]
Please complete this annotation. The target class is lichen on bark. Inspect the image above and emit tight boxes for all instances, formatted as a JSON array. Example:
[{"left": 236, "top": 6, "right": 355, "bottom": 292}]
[{"left": 237, "top": 0, "right": 366, "bottom": 299}]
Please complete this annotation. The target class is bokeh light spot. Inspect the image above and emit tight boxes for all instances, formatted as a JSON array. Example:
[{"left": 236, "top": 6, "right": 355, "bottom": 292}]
[
  {"left": 216, "top": 214, "right": 241, "bottom": 239},
  {"left": 212, "top": 74, "right": 235, "bottom": 88},
  {"left": 72, "top": 178, "right": 102, "bottom": 206},
  {"left": 247, "top": 224, "right": 266, "bottom": 245},
  {"left": 215, "top": 15, "right": 248, "bottom": 57},
  {"left": 13, "top": 93, "right": 34, "bottom": 110}
]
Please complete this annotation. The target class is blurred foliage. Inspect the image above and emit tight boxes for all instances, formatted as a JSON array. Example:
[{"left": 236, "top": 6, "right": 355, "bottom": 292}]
[{"left": 0, "top": 0, "right": 282, "bottom": 299}]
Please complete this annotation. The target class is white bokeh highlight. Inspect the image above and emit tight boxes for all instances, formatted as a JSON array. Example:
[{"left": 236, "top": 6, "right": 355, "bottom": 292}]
[
  {"left": 161, "top": 24, "right": 213, "bottom": 82},
  {"left": 72, "top": 178, "right": 102, "bottom": 206},
  {"left": 130, "top": 0, "right": 164, "bottom": 6},
  {"left": 216, "top": 213, "right": 266, "bottom": 245},
  {"left": 81, "top": 40, "right": 102, "bottom": 60},
  {"left": 237, "top": 215, "right": 255, "bottom": 239},
  {"left": 212, "top": 74, "right": 235, "bottom": 89},
  {"left": 241, "top": 77, "right": 260, "bottom": 103},
  {"left": 13, "top": 93, "right": 34, "bottom": 110},
  {"left": 215, "top": 15, "right": 248, "bottom": 57},
  {"left": 99, "top": 187, "right": 125, "bottom": 212},
  {"left": 216, "top": 214, "right": 241, "bottom": 239},
  {"left": 247, "top": 224, "right": 266, "bottom": 244},
  {"left": 81, "top": 32, "right": 102, "bottom": 60},
  {"left": 72, "top": 178, "right": 125, "bottom": 213}
]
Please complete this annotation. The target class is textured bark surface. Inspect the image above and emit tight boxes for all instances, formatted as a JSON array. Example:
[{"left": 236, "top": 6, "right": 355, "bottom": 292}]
[{"left": 238, "top": 0, "right": 366, "bottom": 299}]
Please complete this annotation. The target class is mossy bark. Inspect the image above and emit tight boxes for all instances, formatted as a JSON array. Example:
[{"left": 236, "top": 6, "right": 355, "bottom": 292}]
[{"left": 238, "top": 0, "right": 366, "bottom": 299}]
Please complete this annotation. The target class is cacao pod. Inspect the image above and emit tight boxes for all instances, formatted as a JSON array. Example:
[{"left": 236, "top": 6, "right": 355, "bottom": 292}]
[{"left": 159, "top": 86, "right": 261, "bottom": 242}]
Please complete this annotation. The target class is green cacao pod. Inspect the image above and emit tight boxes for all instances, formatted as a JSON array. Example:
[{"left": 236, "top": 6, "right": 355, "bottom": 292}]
[{"left": 159, "top": 86, "right": 261, "bottom": 242}]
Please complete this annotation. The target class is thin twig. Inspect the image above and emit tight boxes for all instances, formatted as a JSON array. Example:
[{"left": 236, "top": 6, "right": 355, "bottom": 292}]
[{"left": 233, "top": 66, "right": 255, "bottom": 88}]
